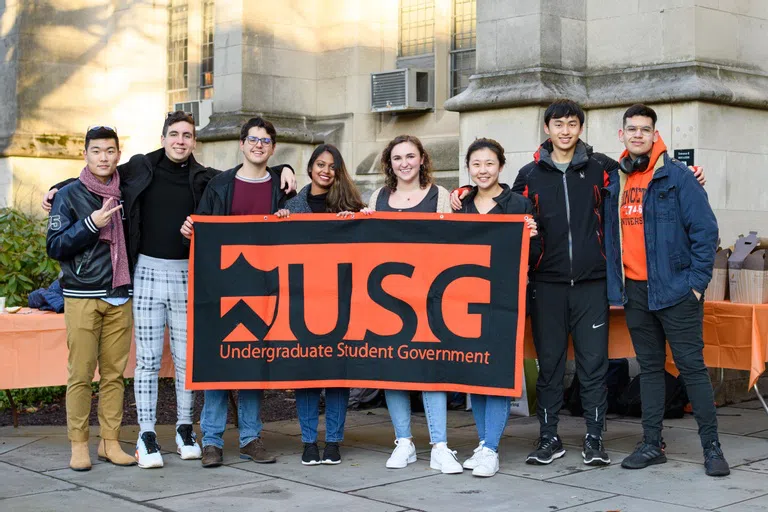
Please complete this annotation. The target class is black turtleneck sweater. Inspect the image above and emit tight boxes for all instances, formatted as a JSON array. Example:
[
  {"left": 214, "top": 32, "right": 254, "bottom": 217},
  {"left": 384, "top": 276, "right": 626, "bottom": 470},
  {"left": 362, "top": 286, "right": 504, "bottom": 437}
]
[
  {"left": 139, "top": 154, "right": 196, "bottom": 259},
  {"left": 307, "top": 191, "right": 328, "bottom": 213}
]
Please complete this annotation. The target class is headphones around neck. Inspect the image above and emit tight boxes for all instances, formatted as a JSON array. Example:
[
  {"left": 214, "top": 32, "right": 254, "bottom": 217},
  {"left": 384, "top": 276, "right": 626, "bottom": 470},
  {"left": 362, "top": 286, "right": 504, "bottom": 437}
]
[{"left": 619, "top": 154, "right": 650, "bottom": 174}]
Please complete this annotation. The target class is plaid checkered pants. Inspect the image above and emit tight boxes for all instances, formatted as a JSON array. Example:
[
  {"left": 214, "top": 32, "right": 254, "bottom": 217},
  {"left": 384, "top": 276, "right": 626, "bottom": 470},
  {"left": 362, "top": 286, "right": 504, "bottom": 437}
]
[{"left": 133, "top": 254, "right": 194, "bottom": 432}]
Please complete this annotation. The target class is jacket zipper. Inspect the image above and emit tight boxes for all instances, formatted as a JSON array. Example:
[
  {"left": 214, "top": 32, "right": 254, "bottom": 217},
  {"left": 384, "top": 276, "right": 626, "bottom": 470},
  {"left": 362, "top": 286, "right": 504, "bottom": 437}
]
[
  {"left": 562, "top": 173, "right": 574, "bottom": 286},
  {"left": 76, "top": 243, "right": 99, "bottom": 275}
]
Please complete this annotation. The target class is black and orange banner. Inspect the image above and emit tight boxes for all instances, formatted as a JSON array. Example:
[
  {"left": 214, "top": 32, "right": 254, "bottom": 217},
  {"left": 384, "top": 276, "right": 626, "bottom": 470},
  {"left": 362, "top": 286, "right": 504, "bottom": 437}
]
[{"left": 186, "top": 212, "right": 530, "bottom": 397}]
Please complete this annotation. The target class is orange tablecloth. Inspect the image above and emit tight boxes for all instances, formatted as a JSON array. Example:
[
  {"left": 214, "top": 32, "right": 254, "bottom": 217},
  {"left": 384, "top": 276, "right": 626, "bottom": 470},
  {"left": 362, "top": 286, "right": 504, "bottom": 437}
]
[
  {"left": 0, "top": 309, "right": 174, "bottom": 389},
  {"left": 2, "top": 302, "right": 767, "bottom": 390},
  {"left": 524, "top": 301, "right": 768, "bottom": 389},
  {"left": 703, "top": 301, "right": 768, "bottom": 388}
]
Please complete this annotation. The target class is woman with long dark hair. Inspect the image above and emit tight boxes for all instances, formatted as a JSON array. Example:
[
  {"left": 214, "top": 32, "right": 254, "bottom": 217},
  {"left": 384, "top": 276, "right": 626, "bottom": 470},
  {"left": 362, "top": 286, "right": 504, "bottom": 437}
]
[
  {"left": 286, "top": 144, "right": 365, "bottom": 214},
  {"left": 284, "top": 144, "right": 365, "bottom": 466},
  {"left": 456, "top": 138, "right": 538, "bottom": 477},
  {"left": 368, "top": 135, "right": 462, "bottom": 474}
]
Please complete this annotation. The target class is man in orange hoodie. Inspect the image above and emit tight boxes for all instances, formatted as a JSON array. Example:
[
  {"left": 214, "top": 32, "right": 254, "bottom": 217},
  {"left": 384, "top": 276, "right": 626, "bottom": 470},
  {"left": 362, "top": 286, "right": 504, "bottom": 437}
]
[{"left": 603, "top": 104, "right": 728, "bottom": 477}]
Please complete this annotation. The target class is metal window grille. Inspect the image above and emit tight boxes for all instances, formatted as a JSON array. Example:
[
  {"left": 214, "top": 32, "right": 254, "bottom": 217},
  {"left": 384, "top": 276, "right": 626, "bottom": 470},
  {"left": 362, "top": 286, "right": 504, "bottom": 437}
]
[
  {"left": 199, "top": 0, "right": 215, "bottom": 99},
  {"left": 399, "top": 0, "right": 435, "bottom": 57},
  {"left": 450, "top": 0, "right": 476, "bottom": 97},
  {"left": 167, "top": 0, "right": 189, "bottom": 107}
]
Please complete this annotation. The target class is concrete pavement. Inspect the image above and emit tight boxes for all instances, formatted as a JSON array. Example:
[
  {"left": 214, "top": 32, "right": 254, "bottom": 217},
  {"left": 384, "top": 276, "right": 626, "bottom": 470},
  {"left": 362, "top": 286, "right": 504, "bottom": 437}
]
[{"left": 3, "top": 403, "right": 768, "bottom": 511}]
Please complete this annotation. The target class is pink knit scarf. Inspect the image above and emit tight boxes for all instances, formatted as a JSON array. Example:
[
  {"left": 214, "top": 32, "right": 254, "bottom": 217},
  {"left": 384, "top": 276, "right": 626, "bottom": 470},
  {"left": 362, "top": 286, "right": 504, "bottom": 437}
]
[{"left": 78, "top": 167, "right": 131, "bottom": 289}]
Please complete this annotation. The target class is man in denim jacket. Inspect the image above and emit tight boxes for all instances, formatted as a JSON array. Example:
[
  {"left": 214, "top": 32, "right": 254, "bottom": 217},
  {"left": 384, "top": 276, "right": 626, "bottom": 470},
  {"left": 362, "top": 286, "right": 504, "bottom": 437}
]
[{"left": 603, "top": 104, "right": 728, "bottom": 477}]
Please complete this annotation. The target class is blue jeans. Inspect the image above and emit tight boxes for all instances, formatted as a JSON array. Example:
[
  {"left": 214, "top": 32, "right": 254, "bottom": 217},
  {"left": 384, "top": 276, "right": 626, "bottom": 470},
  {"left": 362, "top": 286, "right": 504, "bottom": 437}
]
[
  {"left": 295, "top": 388, "right": 350, "bottom": 443},
  {"left": 470, "top": 394, "right": 511, "bottom": 451},
  {"left": 385, "top": 390, "right": 447, "bottom": 443},
  {"left": 201, "top": 390, "right": 263, "bottom": 449}
]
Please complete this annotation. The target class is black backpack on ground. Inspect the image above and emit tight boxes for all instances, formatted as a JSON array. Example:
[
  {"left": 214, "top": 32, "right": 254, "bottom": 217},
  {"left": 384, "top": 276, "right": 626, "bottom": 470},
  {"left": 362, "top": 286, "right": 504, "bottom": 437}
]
[
  {"left": 565, "top": 359, "right": 631, "bottom": 417},
  {"left": 565, "top": 359, "right": 688, "bottom": 419},
  {"left": 616, "top": 371, "right": 689, "bottom": 419}
]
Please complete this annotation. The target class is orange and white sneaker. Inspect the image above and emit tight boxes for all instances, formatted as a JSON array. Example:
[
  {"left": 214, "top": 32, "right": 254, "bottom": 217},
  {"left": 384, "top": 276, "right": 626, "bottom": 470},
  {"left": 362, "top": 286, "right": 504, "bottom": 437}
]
[{"left": 135, "top": 431, "right": 164, "bottom": 469}]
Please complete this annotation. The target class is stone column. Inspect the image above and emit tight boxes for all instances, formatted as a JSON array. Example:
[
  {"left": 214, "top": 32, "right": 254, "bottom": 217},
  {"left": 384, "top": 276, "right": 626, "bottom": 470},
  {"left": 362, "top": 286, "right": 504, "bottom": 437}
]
[
  {"left": 446, "top": 0, "right": 768, "bottom": 243},
  {"left": 447, "top": 0, "right": 587, "bottom": 184},
  {"left": 200, "top": 0, "right": 328, "bottom": 174}
]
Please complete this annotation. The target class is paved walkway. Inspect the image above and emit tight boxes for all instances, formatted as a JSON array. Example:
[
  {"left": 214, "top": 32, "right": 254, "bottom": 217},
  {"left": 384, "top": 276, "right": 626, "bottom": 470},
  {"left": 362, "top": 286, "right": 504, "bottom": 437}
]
[{"left": 3, "top": 402, "right": 768, "bottom": 511}]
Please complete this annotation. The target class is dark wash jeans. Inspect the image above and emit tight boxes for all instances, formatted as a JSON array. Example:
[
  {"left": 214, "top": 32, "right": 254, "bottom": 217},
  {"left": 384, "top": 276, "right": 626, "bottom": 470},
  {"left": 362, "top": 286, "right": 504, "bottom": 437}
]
[{"left": 624, "top": 279, "right": 719, "bottom": 448}]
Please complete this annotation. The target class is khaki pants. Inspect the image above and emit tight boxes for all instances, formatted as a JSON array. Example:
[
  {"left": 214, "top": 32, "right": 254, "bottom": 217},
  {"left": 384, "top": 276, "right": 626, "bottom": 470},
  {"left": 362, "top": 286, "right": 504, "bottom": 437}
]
[{"left": 64, "top": 298, "right": 133, "bottom": 442}]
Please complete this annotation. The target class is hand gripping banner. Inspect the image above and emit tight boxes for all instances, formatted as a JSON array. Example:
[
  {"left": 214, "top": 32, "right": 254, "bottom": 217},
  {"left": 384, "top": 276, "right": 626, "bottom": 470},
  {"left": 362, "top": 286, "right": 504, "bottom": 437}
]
[{"left": 186, "top": 212, "right": 530, "bottom": 397}]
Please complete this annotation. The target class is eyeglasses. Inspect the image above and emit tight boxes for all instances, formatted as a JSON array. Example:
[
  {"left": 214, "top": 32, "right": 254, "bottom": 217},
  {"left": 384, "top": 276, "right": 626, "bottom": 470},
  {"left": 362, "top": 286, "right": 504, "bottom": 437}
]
[
  {"left": 624, "top": 126, "right": 654, "bottom": 136},
  {"left": 166, "top": 111, "right": 194, "bottom": 118},
  {"left": 245, "top": 136, "right": 273, "bottom": 146},
  {"left": 86, "top": 125, "right": 117, "bottom": 134}
]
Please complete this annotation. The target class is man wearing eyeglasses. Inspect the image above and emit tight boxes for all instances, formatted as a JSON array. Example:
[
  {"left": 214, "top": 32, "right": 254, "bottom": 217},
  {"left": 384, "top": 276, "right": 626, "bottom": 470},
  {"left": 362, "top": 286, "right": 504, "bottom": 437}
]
[
  {"left": 42, "top": 112, "right": 297, "bottom": 469},
  {"left": 180, "top": 116, "right": 294, "bottom": 468},
  {"left": 603, "top": 104, "right": 728, "bottom": 477}
]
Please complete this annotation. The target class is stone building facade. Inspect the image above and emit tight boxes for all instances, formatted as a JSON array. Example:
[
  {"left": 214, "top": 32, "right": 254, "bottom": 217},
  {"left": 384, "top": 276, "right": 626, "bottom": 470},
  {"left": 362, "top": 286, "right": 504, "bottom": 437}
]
[
  {"left": 447, "top": 0, "right": 768, "bottom": 247},
  {"left": 0, "top": 0, "right": 766, "bottom": 246}
]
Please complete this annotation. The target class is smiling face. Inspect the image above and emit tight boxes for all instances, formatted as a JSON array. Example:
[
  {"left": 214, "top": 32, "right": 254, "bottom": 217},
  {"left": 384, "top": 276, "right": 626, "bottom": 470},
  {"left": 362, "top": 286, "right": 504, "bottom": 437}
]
[
  {"left": 240, "top": 126, "right": 275, "bottom": 166},
  {"left": 161, "top": 120, "right": 196, "bottom": 163},
  {"left": 84, "top": 138, "right": 121, "bottom": 183},
  {"left": 468, "top": 147, "right": 502, "bottom": 191},
  {"left": 309, "top": 151, "right": 336, "bottom": 191},
  {"left": 389, "top": 141, "right": 424, "bottom": 186},
  {"left": 619, "top": 115, "right": 659, "bottom": 159},
  {"left": 544, "top": 115, "right": 583, "bottom": 154}
]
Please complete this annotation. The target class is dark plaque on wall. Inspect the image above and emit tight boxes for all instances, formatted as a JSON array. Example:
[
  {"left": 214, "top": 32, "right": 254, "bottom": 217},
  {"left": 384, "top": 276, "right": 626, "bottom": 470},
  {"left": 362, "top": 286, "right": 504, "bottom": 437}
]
[{"left": 674, "top": 149, "right": 695, "bottom": 166}]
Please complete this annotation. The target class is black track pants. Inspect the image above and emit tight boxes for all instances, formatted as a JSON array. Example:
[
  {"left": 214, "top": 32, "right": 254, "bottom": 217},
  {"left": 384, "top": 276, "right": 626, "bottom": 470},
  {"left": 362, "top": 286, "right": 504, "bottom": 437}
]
[{"left": 529, "top": 279, "right": 609, "bottom": 438}]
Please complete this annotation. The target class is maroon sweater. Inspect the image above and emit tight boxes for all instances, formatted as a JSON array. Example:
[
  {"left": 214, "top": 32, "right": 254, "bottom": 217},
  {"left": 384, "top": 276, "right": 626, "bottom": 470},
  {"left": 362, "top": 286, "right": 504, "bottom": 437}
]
[{"left": 231, "top": 174, "right": 272, "bottom": 215}]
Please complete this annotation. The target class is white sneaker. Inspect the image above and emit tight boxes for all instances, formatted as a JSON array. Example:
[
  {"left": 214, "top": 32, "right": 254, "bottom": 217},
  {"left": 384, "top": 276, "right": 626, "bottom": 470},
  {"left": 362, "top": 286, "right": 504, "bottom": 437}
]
[
  {"left": 176, "top": 424, "right": 202, "bottom": 460},
  {"left": 430, "top": 442, "right": 463, "bottom": 474},
  {"left": 471, "top": 446, "right": 499, "bottom": 477},
  {"left": 135, "top": 431, "right": 164, "bottom": 469},
  {"left": 462, "top": 440, "right": 486, "bottom": 469},
  {"left": 385, "top": 438, "right": 417, "bottom": 469}
]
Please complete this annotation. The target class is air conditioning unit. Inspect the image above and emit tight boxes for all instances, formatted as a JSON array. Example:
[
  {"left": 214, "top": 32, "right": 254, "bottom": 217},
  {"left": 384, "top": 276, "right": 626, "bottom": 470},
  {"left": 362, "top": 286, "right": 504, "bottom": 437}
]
[
  {"left": 371, "top": 68, "right": 434, "bottom": 113},
  {"left": 173, "top": 99, "right": 213, "bottom": 129}
]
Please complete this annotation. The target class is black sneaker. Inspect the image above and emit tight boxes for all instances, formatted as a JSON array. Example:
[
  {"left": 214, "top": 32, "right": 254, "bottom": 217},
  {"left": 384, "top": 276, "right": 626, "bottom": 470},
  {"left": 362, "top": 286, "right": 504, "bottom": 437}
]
[
  {"left": 703, "top": 441, "right": 730, "bottom": 477},
  {"left": 176, "top": 424, "right": 202, "bottom": 460},
  {"left": 141, "top": 431, "right": 161, "bottom": 454},
  {"left": 526, "top": 435, "right": 566, "bottom": 465},
  {"left": 621, "top": 439, "right": 667, "bottom": 469},
  {"left": 322, "top": 442, "right": 341, "bottom": 465},
  {"left": 301, "top": 442, "right": 321, "bottom": 466},
  {"left": 582, "top": 434, "right": 611, "bottom": 466}
]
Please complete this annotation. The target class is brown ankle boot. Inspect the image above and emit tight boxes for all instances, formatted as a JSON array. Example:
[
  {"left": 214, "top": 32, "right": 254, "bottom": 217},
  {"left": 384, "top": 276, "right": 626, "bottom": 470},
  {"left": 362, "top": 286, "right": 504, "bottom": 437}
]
[
  {"left": 70, "top": 441, "right": 92, "bottom": 471},
  {"left": 98, "top": 439, "right": 137, "bottom": 466}
]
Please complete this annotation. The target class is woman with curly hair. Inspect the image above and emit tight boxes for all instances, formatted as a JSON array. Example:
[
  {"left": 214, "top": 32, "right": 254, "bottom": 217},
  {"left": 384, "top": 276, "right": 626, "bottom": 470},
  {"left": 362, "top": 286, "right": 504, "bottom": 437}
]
[
  {"left": 368, "top": 135, "right": 451, "bottom": 213},
  {"left": 368, "top": 135, "right": 461, "bottom": 475}
]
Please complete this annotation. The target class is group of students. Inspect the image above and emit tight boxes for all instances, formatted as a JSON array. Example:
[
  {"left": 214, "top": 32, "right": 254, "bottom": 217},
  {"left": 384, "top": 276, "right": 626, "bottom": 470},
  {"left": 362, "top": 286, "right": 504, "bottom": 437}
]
[{"left": 43, "top": 98, "right": 729, "bottom": 479}]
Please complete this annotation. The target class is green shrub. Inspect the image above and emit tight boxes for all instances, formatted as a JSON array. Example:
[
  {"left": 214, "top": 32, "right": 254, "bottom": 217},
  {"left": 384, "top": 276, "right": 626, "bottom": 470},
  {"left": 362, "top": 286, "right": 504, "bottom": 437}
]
[
  {"left": 0, "top": 208, "right": 60, "bottom": 307},
  {"left": 0, "top": 386, "right": 66, "bottom": 410}
]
